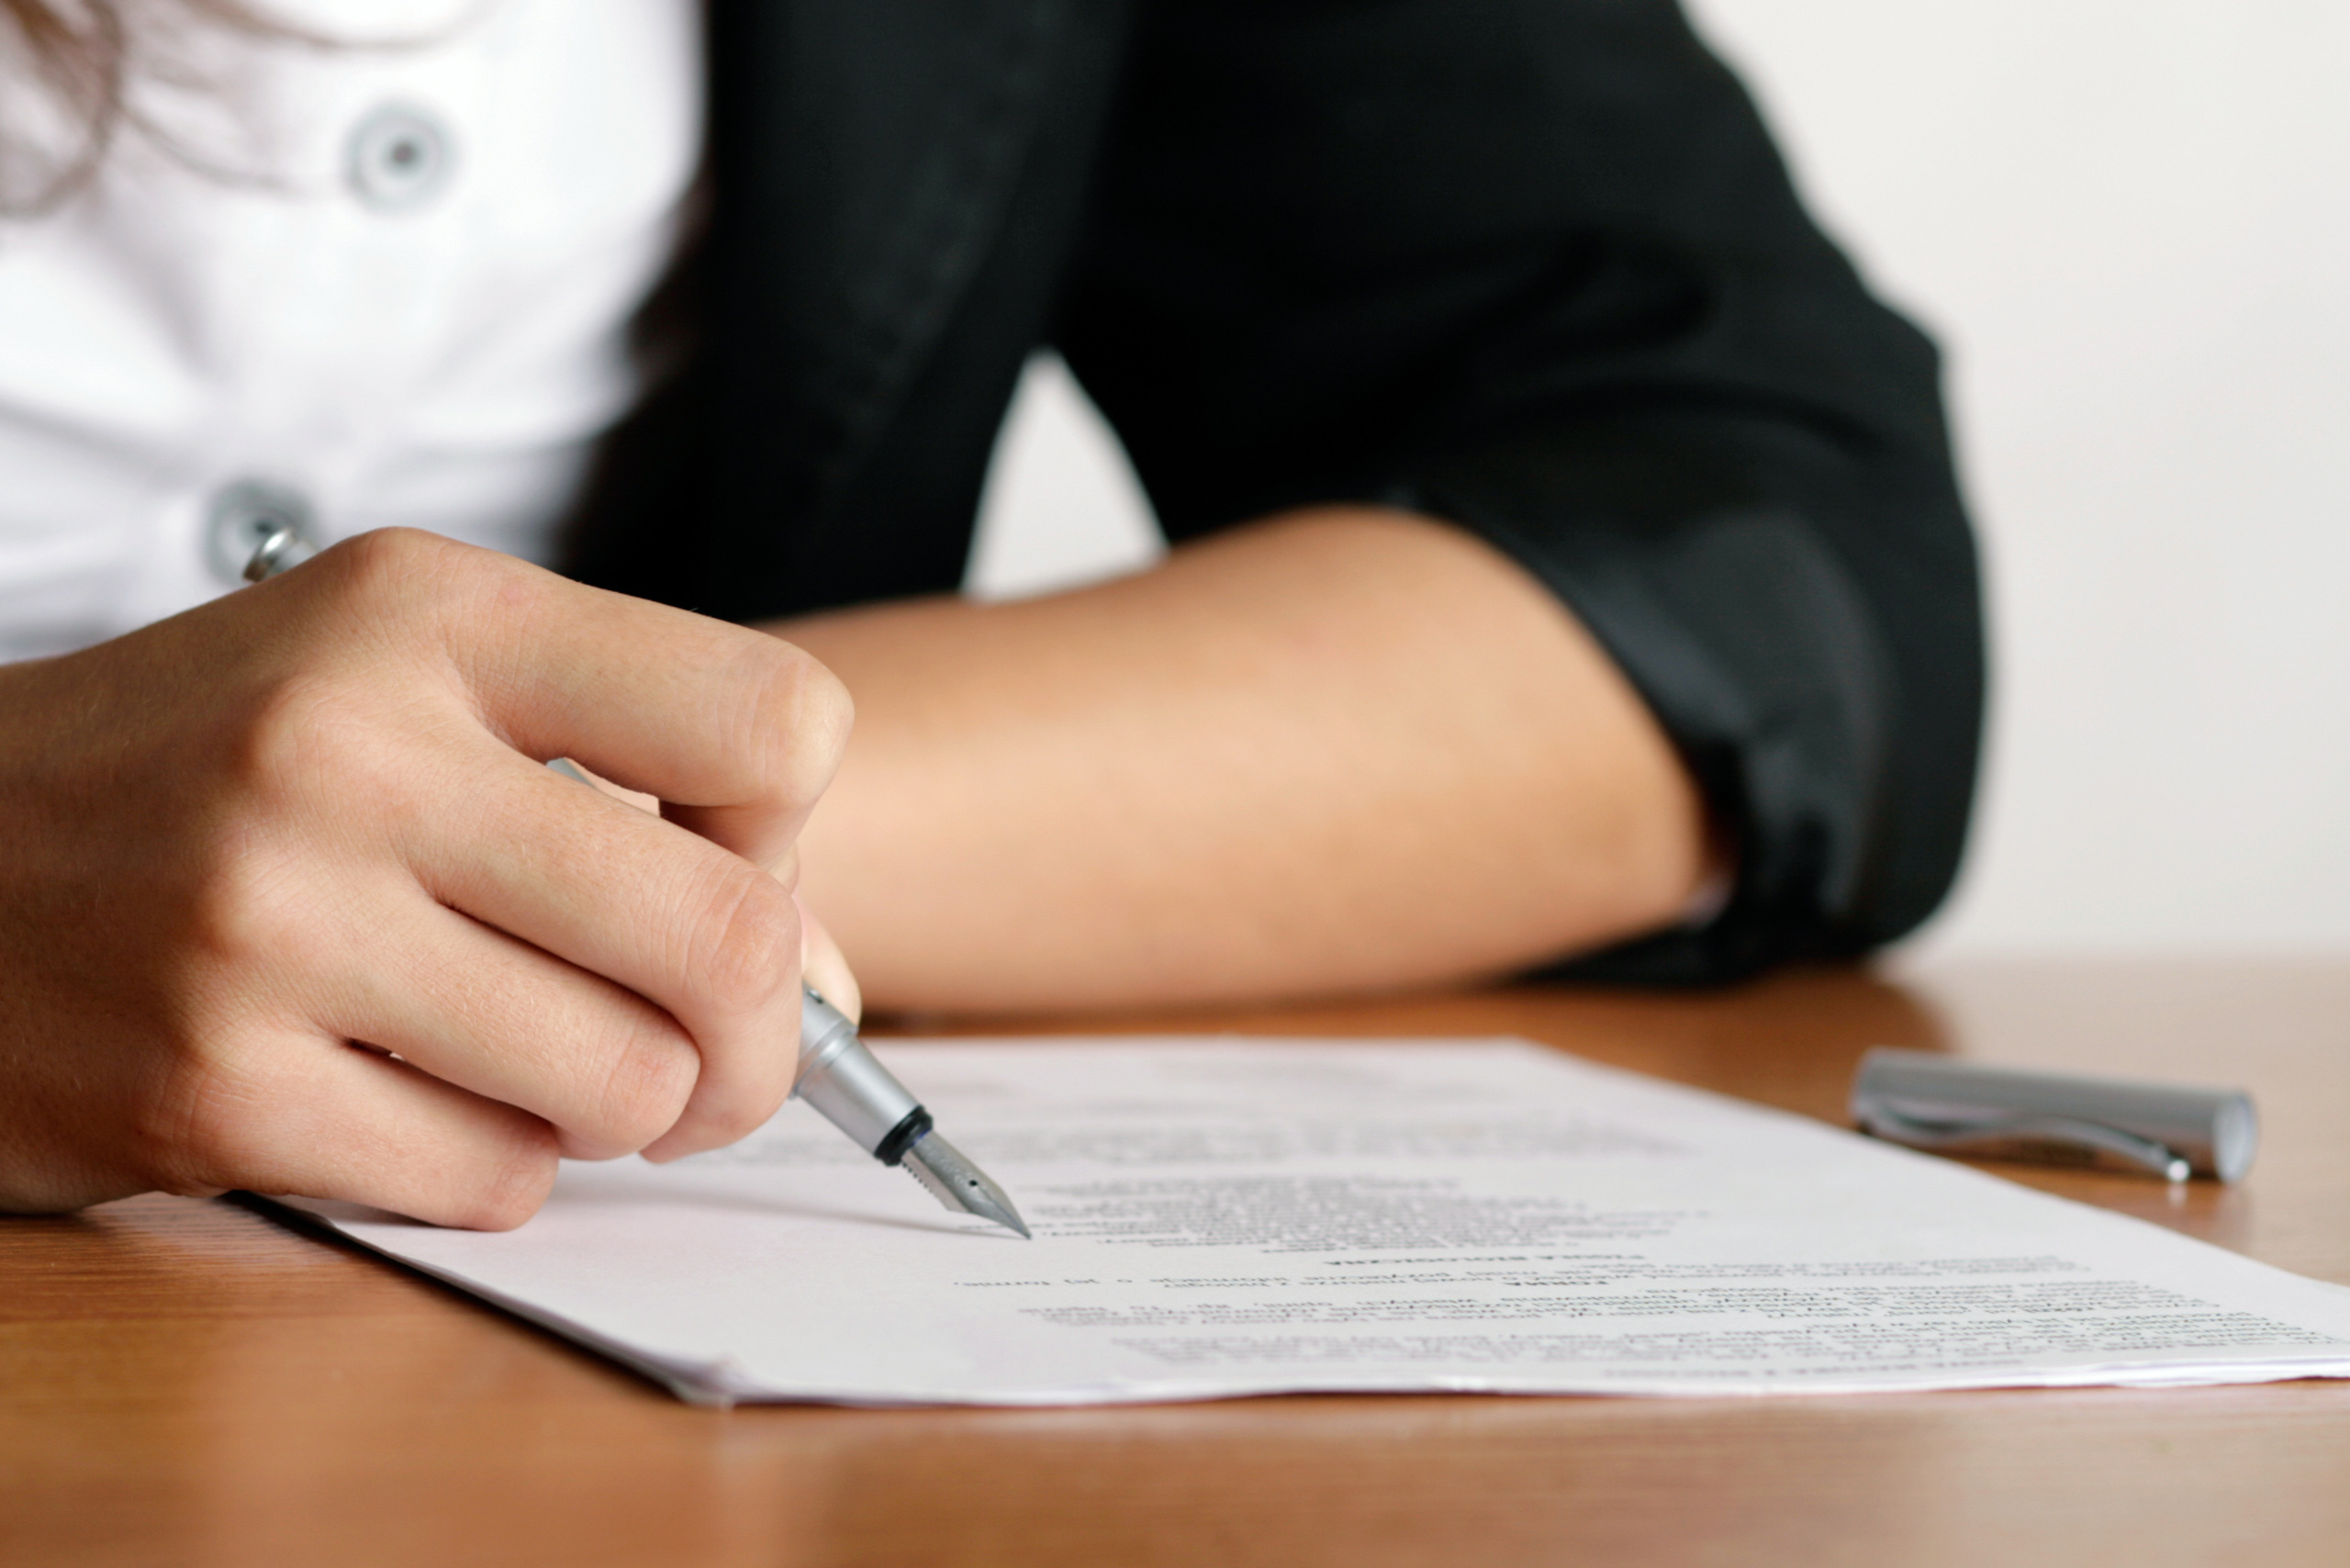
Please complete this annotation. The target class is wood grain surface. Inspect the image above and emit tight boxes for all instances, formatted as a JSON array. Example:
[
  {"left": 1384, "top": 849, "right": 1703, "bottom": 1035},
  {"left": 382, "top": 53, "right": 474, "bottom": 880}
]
[{"left": 5, "top": 958, "right": 2348, "bottom": 1567}]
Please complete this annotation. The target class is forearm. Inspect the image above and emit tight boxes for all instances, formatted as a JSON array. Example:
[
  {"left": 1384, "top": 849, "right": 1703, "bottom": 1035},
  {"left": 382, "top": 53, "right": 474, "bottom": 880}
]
[{"left": 771, "top": 507, "right": 1708, "bottom": 1014}]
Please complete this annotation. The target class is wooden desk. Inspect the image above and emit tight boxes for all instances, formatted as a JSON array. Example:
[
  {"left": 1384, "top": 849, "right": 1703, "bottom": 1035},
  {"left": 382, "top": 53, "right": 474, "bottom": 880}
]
[{"left": 6, "top": 959, "right": 2348, "bottom": 1567}]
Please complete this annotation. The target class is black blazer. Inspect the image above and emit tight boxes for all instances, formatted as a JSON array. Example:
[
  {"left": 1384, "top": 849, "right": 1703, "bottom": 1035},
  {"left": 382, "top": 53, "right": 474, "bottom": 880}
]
[{"left": 567, "top": 0, "right": 1986, "bottom": 984}]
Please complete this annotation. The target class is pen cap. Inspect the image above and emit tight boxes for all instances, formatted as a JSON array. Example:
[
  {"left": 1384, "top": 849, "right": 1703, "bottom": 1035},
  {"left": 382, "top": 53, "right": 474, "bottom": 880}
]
[{"left": 1850, "top": 1048, "right": 2258, "bottom": 1182}]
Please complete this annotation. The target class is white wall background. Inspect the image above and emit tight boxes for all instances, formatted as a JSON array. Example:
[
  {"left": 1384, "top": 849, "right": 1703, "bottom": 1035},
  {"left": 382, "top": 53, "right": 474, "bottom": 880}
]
[{"left": 967, "top": 1, "right": 2350, "bottom": 953}]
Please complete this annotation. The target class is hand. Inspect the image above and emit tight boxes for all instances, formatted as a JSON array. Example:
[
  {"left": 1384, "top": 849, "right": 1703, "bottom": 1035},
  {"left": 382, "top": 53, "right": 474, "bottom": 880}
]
[
  {"left": 0, "top": 529, "right": 853, "bottom": 1227},
  {"left": 561, "top": 760, "right": 862, "bottom": 1019}
]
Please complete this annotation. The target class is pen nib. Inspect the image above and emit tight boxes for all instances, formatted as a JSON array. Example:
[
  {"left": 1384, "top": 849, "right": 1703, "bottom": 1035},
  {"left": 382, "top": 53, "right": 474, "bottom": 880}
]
[{"left": 902, "top": 1133, "right": 1031, "bottom": 1238}]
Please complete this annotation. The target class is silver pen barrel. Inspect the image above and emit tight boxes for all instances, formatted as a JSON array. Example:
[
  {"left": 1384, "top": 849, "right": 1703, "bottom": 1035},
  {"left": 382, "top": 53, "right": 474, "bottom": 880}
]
[{"left": 794, "top": 989, "right": 931, "bottom": 1163}]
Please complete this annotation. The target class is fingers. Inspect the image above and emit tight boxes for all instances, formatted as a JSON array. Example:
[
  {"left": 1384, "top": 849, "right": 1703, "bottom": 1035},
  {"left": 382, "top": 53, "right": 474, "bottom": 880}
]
[
  {"left": 158, "top": 1028, "right": 561, "bottom": 1231},
  {"left": 394, "top": 536, "right": 855, "bottom": 875},
  {"left": 316, "top": 887, "right": 700, "bottom": 1161},
  {"left": 414, "top": 749, "right": 807, "bottom": 1159},
  {"left": 6, "top": 531, "right": 857, "bottom": 1225},
  {"left": 246, "top": 532, "right": 856, "bottom": 1170},
  {"left": 542, "top": 759, "right": 866, "bottom": 1104}
]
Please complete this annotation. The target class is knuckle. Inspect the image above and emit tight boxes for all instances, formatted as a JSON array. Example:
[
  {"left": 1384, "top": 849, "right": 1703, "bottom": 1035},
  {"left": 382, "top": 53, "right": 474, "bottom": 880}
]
[
  {"left": 221, "top": 668, "right": 361, "bottom": 813},
  {"left": 135, "top": 1044, "right": 266, "bottom": 1193},
  {"left": 207, "top": 664, "right": 432, "bottom": 865},
  {"left": 308, "top": 525, "right": 449, "bottom": 606},
  {"left": 312, "top": 528, "right": 548, "bottom": 646},
  {"left": 686, "top": 864, "right": 800, "bottom": 1019},
  {"left": 180, "top": 833, "right": 307, "bottom": 977}
]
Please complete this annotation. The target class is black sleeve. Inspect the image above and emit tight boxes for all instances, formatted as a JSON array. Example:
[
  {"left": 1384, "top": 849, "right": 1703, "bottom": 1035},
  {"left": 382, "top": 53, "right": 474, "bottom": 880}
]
[{"left": 1056, "top": 0, "right": 1986, "bottom": 982}]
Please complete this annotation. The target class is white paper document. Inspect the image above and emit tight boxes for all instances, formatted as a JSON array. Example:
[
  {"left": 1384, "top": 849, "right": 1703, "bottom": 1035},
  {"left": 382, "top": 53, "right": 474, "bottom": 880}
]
[{"left": 277, "top": 1039, "right": 2350, "bottom": 1406}]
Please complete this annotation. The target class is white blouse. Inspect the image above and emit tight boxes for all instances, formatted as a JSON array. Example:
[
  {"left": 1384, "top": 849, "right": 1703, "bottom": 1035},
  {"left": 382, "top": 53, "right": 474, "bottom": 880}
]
[{"left": 0, "top": 0, "right": 702, "bottom": 661}]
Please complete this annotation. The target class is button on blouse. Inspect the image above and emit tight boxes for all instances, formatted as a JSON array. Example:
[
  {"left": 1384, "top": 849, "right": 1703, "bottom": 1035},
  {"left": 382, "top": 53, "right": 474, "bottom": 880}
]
[
  {"left": 0, "top": 0, "right": 704, "bottom": 660},
  {"left": 344, "top": 103, "right": 456, "bottom": 214}
]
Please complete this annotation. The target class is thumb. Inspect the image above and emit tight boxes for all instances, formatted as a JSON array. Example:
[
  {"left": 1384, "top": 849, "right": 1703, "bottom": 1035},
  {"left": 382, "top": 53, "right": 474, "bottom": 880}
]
[{"left": 797, "top": 897, "right": 861, "bottom": 1026}]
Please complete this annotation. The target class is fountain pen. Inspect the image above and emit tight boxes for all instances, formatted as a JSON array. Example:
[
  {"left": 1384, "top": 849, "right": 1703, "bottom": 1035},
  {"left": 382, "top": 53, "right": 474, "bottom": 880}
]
[
  {"left": 243, "top": 528, "right": 1029, "bottom": 1238},
  {"left": 793, "top": 987, "right": 1029, "bottom": 1237}
]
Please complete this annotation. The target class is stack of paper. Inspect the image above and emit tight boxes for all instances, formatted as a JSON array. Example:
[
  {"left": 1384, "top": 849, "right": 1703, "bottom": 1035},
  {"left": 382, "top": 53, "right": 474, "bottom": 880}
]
[{"left": 277, "top": 1040, "right": 2350, "bottom": 1406}]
